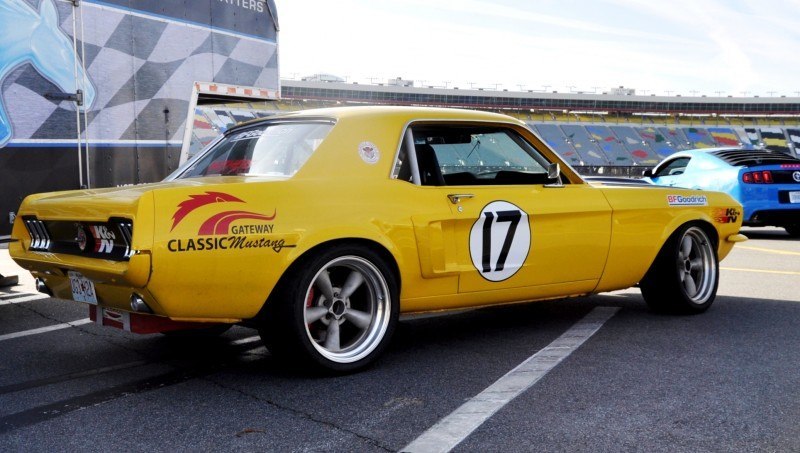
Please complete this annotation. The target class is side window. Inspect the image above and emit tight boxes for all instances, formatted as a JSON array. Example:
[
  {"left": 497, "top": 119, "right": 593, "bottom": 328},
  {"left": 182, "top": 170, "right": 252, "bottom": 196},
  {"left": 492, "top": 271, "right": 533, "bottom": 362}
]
[
  {"left": 400, "top": 125, "right": 557, "bottom": 186},
  {"left": 653, "top": 157, "right": 691, "bottom": 177}
]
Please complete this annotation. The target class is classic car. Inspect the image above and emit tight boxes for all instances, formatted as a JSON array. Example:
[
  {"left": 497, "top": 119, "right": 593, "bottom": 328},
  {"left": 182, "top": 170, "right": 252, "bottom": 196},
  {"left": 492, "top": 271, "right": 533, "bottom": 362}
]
[
  {"left": 644, "top": 147, "right": 800, "bottom": 236},
  {"left": 10, "top": 107, "right": 746, "bottom": 372}
]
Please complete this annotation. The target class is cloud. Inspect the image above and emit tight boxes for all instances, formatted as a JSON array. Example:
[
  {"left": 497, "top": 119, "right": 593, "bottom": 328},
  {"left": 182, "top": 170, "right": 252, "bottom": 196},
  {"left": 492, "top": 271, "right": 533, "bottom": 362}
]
[{"left": 277, "top": 0, "right": 800, "bottom": 95}]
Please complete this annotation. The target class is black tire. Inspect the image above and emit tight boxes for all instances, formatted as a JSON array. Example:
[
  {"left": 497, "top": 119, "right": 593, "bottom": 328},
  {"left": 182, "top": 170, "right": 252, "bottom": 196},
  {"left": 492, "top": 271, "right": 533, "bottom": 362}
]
[
  {"left": 259, "top": 244, "right": 399, "bottom": 373},
  {"left": 640, "top": 224, "right": 719, "bottom": 314},
  {"left": 784, "top": 224, "right": 800, "bottom": 237}
]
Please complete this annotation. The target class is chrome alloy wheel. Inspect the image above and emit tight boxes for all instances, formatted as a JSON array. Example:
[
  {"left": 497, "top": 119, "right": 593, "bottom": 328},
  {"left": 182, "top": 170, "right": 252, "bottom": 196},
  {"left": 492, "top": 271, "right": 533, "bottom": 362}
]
[
  {"left": 677, "top": 227, "right": 716, "bottom": 304},
  {"left": 303, "top": 256, "right": 392, "bottom": 363}
]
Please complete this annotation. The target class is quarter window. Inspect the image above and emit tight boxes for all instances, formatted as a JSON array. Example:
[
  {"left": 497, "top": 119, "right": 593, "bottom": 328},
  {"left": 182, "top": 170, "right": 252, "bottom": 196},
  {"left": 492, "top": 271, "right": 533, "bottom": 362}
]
[{"left": 653, "top": 157, "right": 691, "bottom": 177}]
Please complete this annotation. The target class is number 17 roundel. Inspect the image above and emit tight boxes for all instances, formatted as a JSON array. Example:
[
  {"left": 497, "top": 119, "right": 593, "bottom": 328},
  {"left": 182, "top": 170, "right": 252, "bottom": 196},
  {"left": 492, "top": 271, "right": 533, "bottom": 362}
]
[{"left": 469, "top": 201, "right": 531, "bottom": 282}]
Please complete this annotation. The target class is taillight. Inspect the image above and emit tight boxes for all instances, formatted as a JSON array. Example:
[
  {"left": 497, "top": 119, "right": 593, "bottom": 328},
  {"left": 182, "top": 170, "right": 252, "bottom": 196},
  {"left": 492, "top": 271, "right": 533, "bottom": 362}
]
[
  {"left": 742, "top": 170, "right": 773, "bottom": 184},
  {"left": 23, "top": 217, "right": 51, "bottom": 251}
]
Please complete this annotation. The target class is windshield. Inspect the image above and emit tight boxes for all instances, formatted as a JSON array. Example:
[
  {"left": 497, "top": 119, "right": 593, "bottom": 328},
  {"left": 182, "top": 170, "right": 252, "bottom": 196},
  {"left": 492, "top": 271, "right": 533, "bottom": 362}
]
[{"left": 177, "top": 121, "right": 334, "bottom": 179}]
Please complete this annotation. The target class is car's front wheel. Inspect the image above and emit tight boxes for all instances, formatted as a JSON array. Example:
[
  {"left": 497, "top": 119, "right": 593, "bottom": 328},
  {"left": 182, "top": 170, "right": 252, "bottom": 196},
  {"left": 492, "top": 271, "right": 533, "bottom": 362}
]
[
  {"left": 640, "top": 224, "right": 719, "bottom": 314},
  {"left": 260, "top": 245, "right": 399, "bottom": 373}
]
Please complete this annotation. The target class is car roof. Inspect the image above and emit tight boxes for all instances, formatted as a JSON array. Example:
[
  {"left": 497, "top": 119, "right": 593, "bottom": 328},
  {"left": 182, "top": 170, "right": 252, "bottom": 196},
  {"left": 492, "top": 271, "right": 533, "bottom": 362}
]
[
  {"left": 664, "top": 147, "right": 800, "bottom": 168},
  {"left": 229, "top": 106, "right": 523, "bottom": 133}
]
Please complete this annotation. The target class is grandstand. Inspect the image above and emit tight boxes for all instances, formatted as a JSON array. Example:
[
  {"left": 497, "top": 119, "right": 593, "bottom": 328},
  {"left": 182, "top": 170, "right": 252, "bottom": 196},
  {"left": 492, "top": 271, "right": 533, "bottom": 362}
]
[{"left": 188, "top": 79, "right": 800, "bottom": 175}]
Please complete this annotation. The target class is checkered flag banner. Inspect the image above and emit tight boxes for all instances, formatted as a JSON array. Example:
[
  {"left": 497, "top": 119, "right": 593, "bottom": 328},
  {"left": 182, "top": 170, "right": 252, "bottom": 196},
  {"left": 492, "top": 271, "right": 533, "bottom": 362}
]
[{"left": 1, "top": 0, "right": 278, "bottom": 146}]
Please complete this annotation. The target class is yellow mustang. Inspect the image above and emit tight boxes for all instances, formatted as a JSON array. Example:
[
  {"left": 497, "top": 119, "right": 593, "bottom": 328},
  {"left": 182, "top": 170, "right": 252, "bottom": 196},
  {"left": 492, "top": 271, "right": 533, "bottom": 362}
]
[{"left": 10, "top": 107, "right": 745, "bottom": 371}]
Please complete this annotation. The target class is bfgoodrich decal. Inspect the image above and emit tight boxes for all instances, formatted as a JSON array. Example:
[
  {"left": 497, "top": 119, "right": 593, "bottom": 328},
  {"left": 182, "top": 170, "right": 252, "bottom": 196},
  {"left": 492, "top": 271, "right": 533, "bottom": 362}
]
[{"left": 667, "top": 194, "right": 708, "bottom": 206}]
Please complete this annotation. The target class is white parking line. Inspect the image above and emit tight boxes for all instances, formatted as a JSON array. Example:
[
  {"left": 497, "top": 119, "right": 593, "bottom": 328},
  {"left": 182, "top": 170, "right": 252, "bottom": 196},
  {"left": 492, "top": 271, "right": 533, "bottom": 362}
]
[
  {"left": 402, "top": 306, "right": 619, "bottom": 453},
  {"left": 0, "top": 319, "right": 92, "bottom": 342},
  {"left": 0, "top": 294, "right": 49, "bottom": 306},
  {"left": 0, "top": 292, "right": 33, "bottom": 300},
  {"left": 230, "top": 335, "right": 261, "bottom": 346}
]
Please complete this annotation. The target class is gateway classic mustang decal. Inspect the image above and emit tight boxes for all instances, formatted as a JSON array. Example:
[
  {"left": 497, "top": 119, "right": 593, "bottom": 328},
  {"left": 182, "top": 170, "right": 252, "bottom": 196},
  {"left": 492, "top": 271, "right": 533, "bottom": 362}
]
[
  {"left": 171, "top": 191, "right": 275, "bottom": 234},
  {"left": 168, "top": 191, "right": 293, "bottom": 253}
]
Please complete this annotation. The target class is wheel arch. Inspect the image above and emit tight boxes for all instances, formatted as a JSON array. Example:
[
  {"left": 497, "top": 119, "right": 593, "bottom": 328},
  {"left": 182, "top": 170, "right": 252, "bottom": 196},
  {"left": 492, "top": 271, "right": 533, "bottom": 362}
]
[
  {"left": 660, "top": 212, "right": 719, "bottom": 250},
  {"left": 251, "top": 237, "right": 401, "bottom": 322},
  {"left": 655, "top": 217, "right": 718, "bottom": 262},
  {"left": 642, "top": 218, "right": 718, "bottom": 281},
  {"left": 692, "top": 219, "right": 719, "bottom": 250},
  {"left": 639, "top": 219, "right": 720, "bottom": 313}
]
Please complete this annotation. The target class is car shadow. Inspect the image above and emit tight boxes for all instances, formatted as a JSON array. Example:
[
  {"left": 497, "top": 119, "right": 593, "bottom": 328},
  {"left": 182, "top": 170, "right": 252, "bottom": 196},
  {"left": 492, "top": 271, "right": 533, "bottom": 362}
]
[{"left": 740, "top": 227, "right": 798, "bottom": 240}]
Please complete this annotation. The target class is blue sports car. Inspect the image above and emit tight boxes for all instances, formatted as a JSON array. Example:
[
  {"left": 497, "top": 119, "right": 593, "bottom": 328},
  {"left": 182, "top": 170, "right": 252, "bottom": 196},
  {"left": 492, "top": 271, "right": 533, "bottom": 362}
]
[{"left": 645, "top": 147, "right": 800, "bottom": 236}]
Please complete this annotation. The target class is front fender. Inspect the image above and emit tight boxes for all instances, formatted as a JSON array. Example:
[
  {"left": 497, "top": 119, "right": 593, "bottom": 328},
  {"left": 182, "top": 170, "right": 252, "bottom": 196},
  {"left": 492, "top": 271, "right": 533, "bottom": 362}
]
[{"left": 594, "top": 188, "right": 742, "bottom": 292}]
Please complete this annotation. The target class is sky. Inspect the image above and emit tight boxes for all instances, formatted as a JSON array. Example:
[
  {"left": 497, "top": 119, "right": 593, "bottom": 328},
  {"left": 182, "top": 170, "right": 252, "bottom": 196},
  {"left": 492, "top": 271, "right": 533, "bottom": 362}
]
[{"left": 276, "top": 0, "right": 800, "bottom": 97}]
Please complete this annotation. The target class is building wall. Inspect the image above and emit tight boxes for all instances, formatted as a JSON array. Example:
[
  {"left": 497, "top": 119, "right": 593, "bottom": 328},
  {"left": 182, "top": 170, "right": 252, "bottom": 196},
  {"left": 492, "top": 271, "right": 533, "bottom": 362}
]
[{"left": 0, "top": 0, "right": 279, "bottom": 235}]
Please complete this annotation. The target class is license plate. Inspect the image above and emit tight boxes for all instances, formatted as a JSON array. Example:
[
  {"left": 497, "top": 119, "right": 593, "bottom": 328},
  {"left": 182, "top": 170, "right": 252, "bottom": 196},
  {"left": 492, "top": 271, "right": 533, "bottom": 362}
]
[
  {"left": 68, "top": 271, "right": 97, "bottom": 304},
  {"left": 790, "top": 192, "right": 800, "bottom": 204}
]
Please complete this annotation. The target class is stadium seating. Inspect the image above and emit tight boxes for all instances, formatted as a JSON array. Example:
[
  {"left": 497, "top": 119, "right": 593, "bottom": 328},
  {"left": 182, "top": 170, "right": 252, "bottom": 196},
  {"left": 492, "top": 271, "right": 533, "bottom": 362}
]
[
  {"left": 638, "top": 127, "right": 677, "bottom": 159},
  {"left": 190, "top": 99, "right": 799, "bottom": 174},
  {"left": 560, "top": 125, "right": 609, "bottom": 165},
  {"left": 707, "top": 128, "right": 741, "bottom": 147},
  {"left": 608, "top": 126, "right": 660, "bottom": 165},
  {"left": 584, "top": 125, "right": 634, "bottom": 165},
  {"left": 530, "top": 124, "right": 583, "bottom": 165}
]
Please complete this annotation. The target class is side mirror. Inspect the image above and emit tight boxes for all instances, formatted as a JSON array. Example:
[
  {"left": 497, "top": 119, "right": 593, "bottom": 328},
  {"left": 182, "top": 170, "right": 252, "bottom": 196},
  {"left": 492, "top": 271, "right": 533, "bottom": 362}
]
[
  {"left": 642, "top": 169, "right": 654, "bottom": 177},
  {"left": 547, "top": 162, "right": 560, "bottom": 180},
  {"left": 545, "top": 162, "right": 563, "bottom": 188}
]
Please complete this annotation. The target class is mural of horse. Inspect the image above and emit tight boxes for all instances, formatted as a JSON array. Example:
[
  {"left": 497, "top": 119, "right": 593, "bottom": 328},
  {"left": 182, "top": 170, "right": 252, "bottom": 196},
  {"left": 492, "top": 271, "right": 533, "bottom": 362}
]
[{"left": 0, "top": 0, "right": 96, "bottom": 147}]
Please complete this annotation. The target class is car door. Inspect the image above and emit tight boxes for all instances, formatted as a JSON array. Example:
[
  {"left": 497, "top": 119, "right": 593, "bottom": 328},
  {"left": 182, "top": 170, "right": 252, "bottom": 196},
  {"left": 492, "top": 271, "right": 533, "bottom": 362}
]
[{"left": 405, "top": 123, "right": 612, "bottom": 297}]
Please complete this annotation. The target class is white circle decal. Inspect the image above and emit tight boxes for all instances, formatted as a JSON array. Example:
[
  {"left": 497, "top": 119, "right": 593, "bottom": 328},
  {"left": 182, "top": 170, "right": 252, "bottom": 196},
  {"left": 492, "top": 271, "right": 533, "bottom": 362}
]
[
  {"left": 358, "top": 141, "right": 380, "bottom": 164},
  {"left": 469, "top": 201, "right": 531, "bottom": 282}
]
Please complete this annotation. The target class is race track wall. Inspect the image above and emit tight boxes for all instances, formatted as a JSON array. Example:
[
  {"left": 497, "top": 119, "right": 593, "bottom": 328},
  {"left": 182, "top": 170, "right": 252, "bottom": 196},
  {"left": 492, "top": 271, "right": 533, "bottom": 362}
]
[{"left": 0, "top": 0, "right": 278, "bottom": 235}]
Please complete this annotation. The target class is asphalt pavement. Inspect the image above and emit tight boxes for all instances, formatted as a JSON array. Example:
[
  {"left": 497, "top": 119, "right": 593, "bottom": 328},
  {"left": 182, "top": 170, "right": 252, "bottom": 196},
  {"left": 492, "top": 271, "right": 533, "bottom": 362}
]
[{"left": 1, "top": 228, "right": 798, "bottom": 452}]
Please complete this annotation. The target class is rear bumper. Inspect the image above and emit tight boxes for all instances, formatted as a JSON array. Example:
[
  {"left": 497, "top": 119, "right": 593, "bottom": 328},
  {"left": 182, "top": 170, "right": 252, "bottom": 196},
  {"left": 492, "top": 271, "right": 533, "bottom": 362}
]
[
  {"left": 741, "top": 185, "right": 800, "bottom": 223},
  {"left": 746, "top": 209, "right": 800, "bottom": 227},
  {"left": 89, "top": 305, "right": 229, "bottom": 334}
]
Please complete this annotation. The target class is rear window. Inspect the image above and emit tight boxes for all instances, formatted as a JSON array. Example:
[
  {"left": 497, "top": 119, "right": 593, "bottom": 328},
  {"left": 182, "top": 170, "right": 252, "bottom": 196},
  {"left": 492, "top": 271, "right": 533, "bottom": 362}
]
[
  {"left": 178, "top": 121, "right": 334, "bottom": 179},
  {"left": 710, "top": 149, "right": 800, "bottom": 167}
]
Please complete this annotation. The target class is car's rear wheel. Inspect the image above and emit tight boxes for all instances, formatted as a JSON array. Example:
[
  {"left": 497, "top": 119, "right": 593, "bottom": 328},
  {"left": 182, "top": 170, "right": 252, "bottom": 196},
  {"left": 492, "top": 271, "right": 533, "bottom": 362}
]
[
  {"left": 640, "top": 224, "right": 719, "bottom": 314},
  {"left": 784, "top": 224, "right": 800, "bottom": 237},
  {"left": 260, "top": 245, "right": 398, "bottom": 373}
]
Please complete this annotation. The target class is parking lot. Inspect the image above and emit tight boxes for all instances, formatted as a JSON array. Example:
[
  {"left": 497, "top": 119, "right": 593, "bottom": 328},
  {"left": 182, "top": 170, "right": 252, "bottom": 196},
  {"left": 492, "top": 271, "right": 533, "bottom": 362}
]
[{"left": 1, "top": 227, "right": 799, "bottom": 452}]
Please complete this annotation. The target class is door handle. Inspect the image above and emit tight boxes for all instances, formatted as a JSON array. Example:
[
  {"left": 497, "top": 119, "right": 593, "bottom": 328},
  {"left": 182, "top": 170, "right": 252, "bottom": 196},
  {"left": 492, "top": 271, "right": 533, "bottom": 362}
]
[{"left": 447, "top": 193, "right": 474, "bottom": 204}]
